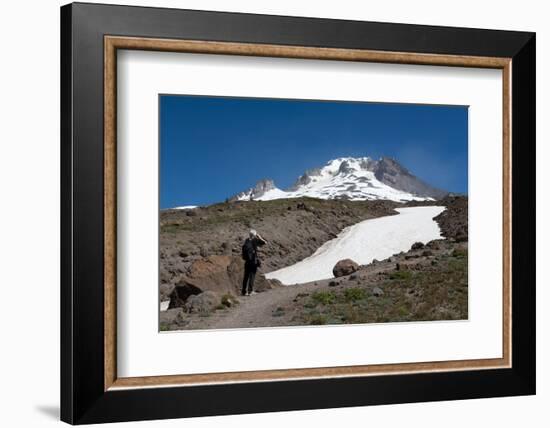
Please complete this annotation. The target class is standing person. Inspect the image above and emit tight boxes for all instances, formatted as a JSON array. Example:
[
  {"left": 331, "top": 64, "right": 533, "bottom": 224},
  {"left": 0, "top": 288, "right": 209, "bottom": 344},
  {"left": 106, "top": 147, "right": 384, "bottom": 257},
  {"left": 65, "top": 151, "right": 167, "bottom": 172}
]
[{"left": 241, "top": 229, "right": 267, "bottom": 296}]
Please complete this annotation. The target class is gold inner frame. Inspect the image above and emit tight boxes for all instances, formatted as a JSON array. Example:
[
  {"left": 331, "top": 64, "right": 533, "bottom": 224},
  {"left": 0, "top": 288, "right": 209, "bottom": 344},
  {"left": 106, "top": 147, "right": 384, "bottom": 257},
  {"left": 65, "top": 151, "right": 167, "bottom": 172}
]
[{"left": 104, "top": 36, "right": 512, "bottom": 391}]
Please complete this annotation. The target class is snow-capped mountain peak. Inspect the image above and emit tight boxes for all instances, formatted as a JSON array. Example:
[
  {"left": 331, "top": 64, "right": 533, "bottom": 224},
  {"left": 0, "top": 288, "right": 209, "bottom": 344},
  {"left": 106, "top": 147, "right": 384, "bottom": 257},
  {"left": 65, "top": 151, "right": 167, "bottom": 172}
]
[{"left": 229, "top": 156, "right": 447, "bottom": 203}]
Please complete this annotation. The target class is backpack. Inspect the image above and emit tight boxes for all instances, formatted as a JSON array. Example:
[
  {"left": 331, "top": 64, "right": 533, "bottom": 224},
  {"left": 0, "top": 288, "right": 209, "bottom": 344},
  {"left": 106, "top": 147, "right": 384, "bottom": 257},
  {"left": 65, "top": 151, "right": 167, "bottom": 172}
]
[{"left": 241, "top": 239, "right": 255, "bottom": 262}]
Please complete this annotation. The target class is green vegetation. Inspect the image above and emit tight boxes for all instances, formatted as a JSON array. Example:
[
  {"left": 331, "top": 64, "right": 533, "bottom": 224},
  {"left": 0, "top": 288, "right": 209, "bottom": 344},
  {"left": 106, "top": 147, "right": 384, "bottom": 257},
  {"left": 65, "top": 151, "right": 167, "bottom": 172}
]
[
  {"left": 311, "top": 290, "right": 337, "bottom": 305},
  {"left": 297, "top": 247, "right": 468, "bottom": 326},
  {"left": 389, "top": 270, "right": 413, "bottom": 281},
  {"left": 344, "top": 287, "right": 367, "bottom": 302}
]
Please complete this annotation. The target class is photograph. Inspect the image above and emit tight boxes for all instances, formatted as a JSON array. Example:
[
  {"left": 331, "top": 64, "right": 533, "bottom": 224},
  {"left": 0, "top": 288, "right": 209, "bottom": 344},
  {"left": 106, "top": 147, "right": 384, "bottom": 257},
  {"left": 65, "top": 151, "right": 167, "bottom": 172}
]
[
  {"left": 53, "top": 1, "right": 537, "bottom": 424},
  {"left": 159, "top": 95, "right": 469, "bottom": 331}
]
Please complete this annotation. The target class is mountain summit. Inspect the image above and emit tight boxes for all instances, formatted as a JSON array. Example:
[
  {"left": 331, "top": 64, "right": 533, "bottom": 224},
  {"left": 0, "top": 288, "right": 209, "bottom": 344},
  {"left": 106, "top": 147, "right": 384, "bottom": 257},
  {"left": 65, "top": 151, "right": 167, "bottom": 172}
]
[{"left": 229, "top": 156, "right": 447, "bottom": 203}]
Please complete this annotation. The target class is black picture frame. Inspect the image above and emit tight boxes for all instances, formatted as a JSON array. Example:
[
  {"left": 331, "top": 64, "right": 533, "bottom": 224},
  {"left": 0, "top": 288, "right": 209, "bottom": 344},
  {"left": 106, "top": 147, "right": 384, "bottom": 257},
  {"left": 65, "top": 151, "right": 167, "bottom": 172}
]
[{"left": 61, "top": 2, "right": 535, "bottom": 424}]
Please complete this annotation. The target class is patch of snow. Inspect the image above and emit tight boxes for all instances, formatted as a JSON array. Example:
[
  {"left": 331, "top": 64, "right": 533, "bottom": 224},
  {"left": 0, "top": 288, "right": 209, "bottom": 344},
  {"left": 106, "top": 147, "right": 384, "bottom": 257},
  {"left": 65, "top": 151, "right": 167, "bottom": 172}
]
[
  {"left": 160, "top": 301, "right": 170, "bottom": 312},
  {"left": 173, "top": 205, "right": 198, "bottom": 210},
  {"left": 236, "top": 191, "right": 252, "bottom": 201},
  {"left": 255, "top": 187, "right": 292, "bottom": 201},
  {"left": 265, "top": 206, "right": 445, "bottom": 285}
]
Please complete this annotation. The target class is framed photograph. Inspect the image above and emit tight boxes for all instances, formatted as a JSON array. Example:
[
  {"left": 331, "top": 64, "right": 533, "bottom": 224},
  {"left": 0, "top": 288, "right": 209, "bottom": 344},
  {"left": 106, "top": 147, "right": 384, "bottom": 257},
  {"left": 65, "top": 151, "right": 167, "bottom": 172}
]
[{"left": 61, "top": 2, "right": 535, "bottom": 424}]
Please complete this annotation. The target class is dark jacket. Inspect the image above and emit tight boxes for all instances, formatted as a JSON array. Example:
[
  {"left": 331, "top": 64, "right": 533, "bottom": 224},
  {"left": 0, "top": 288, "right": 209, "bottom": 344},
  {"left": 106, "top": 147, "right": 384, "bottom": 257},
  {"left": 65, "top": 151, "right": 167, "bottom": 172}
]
[{"left": 242, "top": 236, "right": 266, "bottom": 266}]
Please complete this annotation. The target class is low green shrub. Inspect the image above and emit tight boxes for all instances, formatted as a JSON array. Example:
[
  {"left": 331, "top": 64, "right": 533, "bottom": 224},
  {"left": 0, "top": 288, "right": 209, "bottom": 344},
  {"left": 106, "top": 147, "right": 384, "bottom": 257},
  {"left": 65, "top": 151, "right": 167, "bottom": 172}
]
[
  {"left": 311, "top": 291, "right": 337, "bottom": 305},
  {"left": 344, "top": 287, "right": 367, "bottom": 302},
  {"left": 389, "top": 270, "right": 413, "bottom": 281}
]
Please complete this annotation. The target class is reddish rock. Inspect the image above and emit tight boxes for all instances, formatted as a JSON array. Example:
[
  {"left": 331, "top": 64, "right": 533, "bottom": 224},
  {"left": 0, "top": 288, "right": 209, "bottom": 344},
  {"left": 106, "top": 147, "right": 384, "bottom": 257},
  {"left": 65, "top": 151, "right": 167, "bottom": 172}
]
[{"left": 169, "top": 255, "right": 280, "bottom": 308}]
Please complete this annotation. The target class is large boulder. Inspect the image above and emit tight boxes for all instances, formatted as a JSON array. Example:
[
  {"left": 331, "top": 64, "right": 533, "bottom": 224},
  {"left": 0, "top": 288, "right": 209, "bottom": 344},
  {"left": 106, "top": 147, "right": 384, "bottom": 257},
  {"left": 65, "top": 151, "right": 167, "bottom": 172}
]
[
  {"left": 169, "top": 255, "right": 280, "bottom": 308},
  {"left": 184, "top": 291, "right": 219, "bottom": 314},
  {"left": 332, "top": 259, "right": 359, "bottom": 278},
  {"left": 168, "top": 282, "right": 202, "bottom": 309},
  {"left": 178, "top": 255, "right": 238, "bottom": 295}
]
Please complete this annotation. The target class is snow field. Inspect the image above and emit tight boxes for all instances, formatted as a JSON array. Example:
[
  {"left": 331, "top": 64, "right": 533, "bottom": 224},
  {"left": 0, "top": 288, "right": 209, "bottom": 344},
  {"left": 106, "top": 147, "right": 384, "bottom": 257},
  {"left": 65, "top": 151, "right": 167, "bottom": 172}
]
[{"left": 265, "top": 206, "right": 446, "bottom": 285}]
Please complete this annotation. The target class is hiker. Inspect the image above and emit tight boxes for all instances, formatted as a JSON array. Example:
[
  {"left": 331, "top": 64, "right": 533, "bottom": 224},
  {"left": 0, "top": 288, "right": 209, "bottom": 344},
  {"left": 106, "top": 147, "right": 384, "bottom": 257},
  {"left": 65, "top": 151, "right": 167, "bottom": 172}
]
[{"left": 241, "top": 229, "right": 267, "bottom": 296}]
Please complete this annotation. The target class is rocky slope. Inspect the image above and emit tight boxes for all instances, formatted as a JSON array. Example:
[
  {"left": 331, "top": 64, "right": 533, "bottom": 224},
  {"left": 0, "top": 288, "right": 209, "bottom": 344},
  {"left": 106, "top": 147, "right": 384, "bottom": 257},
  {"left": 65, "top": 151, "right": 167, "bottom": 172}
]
[
  {"left": 433, "top": 196, "right": 468, "bottom": 241},
  {"left": 160, "top": 195, "right": 468, "bottom": 330},
  {"left": 161, "top": 238, "right": 468, "bottom": 330},
  {"left": 160, "top": 198, "right": 399, "bottom": 301}
]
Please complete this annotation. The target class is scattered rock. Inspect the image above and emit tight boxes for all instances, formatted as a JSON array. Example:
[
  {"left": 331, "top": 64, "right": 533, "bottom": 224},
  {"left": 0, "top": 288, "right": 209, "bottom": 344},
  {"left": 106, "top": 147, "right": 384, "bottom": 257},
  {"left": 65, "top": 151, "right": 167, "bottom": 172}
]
[
  {"left": 221, "top": 294, "right": 239, "bottom": 308},
  {"left": 372, "top": 287, "right": 384, "bottom": 297},
  {"left": 422, "top": 250, "right": 433, "bottom": 257},
  {"left": 433, "top": 196, "right": 468, "bottom": 241},
  {"left": 328, "top": 280, "right": 338, "bottom": 287},
  {"left": 184, "top": 291, "right": 219, "bottom": 313},
  {"left": 168, "top": 282, "right": 202, "bottom": 309},
  {"left": 411, "top": 242, "right": 425, "bottom": 250},
  {"left": 395, "top": 263, "right": 410, "bottom": 271},
  {"left": 426, "top": 240, "right": 443, "bottom": 250},
  {"left": 221, "top": 242, "right": 233, "bottom": 255},
  {"left": 333, "top": 259, "right": 360, "bottom": 277}
]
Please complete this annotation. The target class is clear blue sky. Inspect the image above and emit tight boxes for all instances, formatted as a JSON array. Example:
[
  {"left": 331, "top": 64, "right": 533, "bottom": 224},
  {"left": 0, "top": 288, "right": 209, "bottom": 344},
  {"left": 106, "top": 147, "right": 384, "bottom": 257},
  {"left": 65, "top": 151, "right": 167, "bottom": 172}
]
[{"left": 160, "top": 95, "right": 468, "bottom": 209}]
